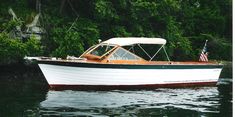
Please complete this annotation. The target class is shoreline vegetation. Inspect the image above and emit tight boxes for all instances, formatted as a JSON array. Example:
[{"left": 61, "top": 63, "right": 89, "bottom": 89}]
[{"left": 0, "top": 0, "right": 232, "bottom": 66}]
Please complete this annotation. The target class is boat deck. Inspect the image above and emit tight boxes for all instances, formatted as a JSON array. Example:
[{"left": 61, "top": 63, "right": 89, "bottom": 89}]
[{"left": 38, "top": 59, "right": 221, "bottom": 65}]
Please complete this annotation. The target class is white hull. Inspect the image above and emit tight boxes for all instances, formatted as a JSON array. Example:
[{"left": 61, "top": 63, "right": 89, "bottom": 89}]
[{"left": 38, "top": 64, "right": 222, "bottom": 88}]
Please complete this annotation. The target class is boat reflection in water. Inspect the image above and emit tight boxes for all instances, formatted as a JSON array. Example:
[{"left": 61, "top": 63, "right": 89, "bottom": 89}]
[{"left": 39, "top": 79, "right": 232, "bottom": 116}]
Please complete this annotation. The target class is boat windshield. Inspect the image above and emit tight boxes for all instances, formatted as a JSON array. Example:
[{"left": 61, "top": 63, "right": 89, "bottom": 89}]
[
  {"left": 108, "top": 47, "right": 142, "bottom": 60},
  {"left": 89, "top": 44, "right": 115, "bottom": 57}
]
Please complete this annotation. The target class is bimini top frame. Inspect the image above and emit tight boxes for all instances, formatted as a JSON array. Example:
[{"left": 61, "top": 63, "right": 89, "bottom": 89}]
[
  {"left": 102, "top": 37, "right": 170, "bottom": 62},
  {"left": 80, "top": 37, "right": 171, "bottom": 62}
]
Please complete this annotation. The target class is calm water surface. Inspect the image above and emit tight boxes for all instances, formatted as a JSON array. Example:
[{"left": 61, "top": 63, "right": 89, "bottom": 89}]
[{"left": 0, "top": 64, "right": 232, "bottom": 117}]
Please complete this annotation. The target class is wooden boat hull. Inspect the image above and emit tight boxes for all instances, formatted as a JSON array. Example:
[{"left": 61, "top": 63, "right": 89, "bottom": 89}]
[{"left": 38, "top": 61, "right": 223, "bottom": 90}]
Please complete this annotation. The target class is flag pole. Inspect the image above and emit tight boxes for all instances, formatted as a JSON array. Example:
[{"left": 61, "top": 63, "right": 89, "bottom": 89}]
[
  {"left": 199, "top": 40, "right": 209, "bottom": 62},
  {"left": 201, "top": 40, "right": 208, "bottom": 53},
  {"left": 204, "top": 40, "right": 208, "bottom": 47}
]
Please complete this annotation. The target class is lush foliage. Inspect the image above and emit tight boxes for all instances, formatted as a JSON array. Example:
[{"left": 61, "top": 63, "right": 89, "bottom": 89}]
[
  {"left": 47, "top": 18, "right": 100, "bottom": 58},
  {"left": 0, "top": 32, "right": 42, "bottom": 64},
  {"left": 0, "top": 0, "right": 232, "bottom": 64}
]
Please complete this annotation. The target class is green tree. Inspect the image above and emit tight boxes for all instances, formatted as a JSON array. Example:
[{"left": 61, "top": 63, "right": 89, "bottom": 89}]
[
  {"left": 0, "top": 0, "right": 232, "bottom": 63},
  {"left": 50, "top": 18, "right": 100, "bottom": 58},
  {"left": 0, "top": 32, "right": 26, "bottom": 64}
]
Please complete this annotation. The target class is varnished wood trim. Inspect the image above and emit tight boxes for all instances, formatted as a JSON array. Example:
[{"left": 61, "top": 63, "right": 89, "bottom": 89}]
[{"left": 38, "top": 60, "right": 223, "bottom": 69}]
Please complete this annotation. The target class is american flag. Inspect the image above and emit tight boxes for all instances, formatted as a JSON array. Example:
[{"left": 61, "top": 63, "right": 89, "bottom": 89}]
[{"left": 199, "top": 40, "right": 208, "bottom": 62}]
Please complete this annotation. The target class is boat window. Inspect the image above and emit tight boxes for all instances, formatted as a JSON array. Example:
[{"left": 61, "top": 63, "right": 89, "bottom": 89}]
[
  {"left": 123, "top": 44, "right": 167, "bottom": 61},
  {"left": 108, "top": 47, "right": 142, "bottom": 60},
  {"left": 82, "top": 45, "right": 96, "bottom": 55},
  {"left": 90, "top": 44, "right": 115, "bottom": 56}
]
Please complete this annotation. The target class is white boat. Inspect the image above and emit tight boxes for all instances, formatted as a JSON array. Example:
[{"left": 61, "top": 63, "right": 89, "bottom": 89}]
[{"left": 37, "top": 37, "right": 223, "bottom": 90}]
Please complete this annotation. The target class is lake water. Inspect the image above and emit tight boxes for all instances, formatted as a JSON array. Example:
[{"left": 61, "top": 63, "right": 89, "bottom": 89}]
[{"left": 0, "top": 64, "right": 232, "bottom": 117}]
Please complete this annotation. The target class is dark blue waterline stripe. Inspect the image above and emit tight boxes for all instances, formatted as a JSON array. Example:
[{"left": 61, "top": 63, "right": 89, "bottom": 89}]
[{"left": 38, "top": 60, "right": 223, "bottom": 69}]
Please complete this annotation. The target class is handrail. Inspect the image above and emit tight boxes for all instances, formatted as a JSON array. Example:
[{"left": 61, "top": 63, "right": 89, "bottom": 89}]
[
  {"left": 138, "top": 44, "right": 152, "bottom": 59},
  {"left": 163, "top": 46, "right": 171, "bottom": 62},
  {"left": 149, "top": 45, "right": 164, "bottom": 61}
]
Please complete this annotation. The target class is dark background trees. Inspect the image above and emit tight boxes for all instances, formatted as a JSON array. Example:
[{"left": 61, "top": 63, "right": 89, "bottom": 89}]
[{"left": 0, "top": 0, "right": 232, "bottom": 64}]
